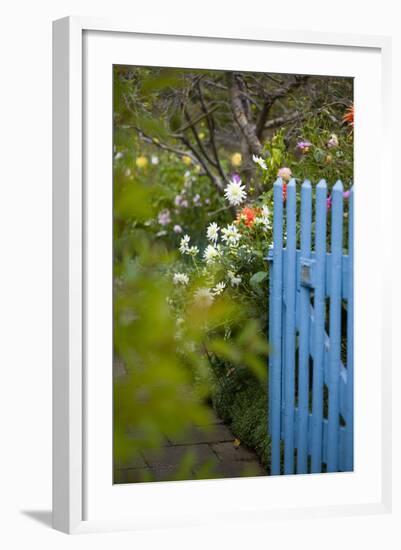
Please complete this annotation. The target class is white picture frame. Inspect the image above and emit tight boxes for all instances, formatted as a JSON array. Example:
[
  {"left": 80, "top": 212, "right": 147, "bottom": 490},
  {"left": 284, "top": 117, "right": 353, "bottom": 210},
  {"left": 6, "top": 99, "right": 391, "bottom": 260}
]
[{"left": 52, "top": 16, "right": 392, "bottom": 534}]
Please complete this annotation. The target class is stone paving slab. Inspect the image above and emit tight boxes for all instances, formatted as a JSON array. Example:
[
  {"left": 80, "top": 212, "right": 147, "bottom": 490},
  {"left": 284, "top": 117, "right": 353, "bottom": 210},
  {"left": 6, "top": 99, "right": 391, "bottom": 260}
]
[
  {"left": 211, "top": 441, "right": 259, "bottom": 462},
  {"left": 115, "top": 452, "right": 147, "bottom": 470},
  {"left": 166, "top": 424, "right": 234, "bottom": 446},
  {"left": 193, "top": 460, "right": 265, "bottom": 479},
  {"left": 122, "top": 468, "right": 153, "bottom": 483},
  {"left": 141, "top": 443, "right": 216, "bottom": 469},
  {"left": 194, "top": 412, "right": 225, "bottom": 427},
  {"left": 114, "top": 409, "right": 267, "bottom": 483}
]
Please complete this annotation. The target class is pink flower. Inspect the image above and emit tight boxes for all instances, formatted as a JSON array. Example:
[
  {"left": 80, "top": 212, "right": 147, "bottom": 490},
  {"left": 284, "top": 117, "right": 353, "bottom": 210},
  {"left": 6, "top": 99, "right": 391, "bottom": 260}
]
[
  {"left": 193, "top": 194, "right": 202, "bottom": 206},
  {"left": 158, "top": 209, "right": 171, "bottom": 226},
  {"left": 231, "top": 172, "right": 241, "bottom": 184},
  {"left": 173, "top": 224, "right": 183, "bottom": 233},
  {"left": 277, "top": 167, "right": 292, "bottom": 182},
  {"left": 296, "top": 140, "right": 312, "bottom": 153},
  {"left": 343, "top": 190, "right": 351, "bottom": 199},
  {"left": 327, "top": 196, "right": 332, "bottom": 210},
  {"left": 174, "top": 195, "right": 188, "bottom": 208},
  {"left": 327, "top": 134, "right": 339, "bottom": 149}
]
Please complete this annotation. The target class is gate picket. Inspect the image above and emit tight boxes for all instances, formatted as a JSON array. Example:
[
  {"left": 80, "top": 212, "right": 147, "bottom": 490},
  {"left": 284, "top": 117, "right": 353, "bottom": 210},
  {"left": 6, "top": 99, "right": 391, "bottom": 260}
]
[
  {"left": 327, "top": 181, "right": 344, "bottom": 472},
  {"left": 345, "top": 188, "right": 354, "bottom": 471},
  {"left": 311, "top": 180, "right": 327, "bottom": 473},
  {"left": 270, "top": 179, "right": 284, "bottom": 475},
  {"left": 297, "top": 180, "right": 312, "bottom": 474},
  {"left": 268, "top": 178, "right": 353, "bottom": 475},
  {"left": 284, "top": 180, "right": 297, "bottom": 474}
]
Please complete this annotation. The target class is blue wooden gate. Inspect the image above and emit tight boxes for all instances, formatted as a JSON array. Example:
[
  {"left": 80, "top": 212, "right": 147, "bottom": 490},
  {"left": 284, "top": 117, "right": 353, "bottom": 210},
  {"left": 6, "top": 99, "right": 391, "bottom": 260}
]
[{"left": 267, "top": 178, "right": 353, "bottom": 475}]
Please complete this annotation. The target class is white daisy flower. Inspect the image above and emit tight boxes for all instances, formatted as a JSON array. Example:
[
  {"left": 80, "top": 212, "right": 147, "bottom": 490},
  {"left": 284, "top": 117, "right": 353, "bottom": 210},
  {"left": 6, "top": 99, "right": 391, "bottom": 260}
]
[
  {"left": 255, "top": 204, "right": 272, "bottom": 231},
  {"left": 151, "top": 155, "right": 159, "bottom": 165},
  {"left": 173, "top": 272, "right": 189, "bottom": 286},
  {"left": 206, "top": 222, "right": 220, "bottom": 243},
  {"left": 213, "top": 282, "right": 226, "bottom": 295},
  {"left": 188, "top": 245, "right": 199, "bottom": 257},
  {"left": 194, "top": 288, "right": 214, "bottom": 308},
  {"left": 179, "top": 234, "right": 191, "bottom": 254},
  {"left": 203, "top": 244, "right": 220, "bottom": 264},
  {"left": 227, "top": 270, "right": 242, "bottom": 287},
  {"left": 224, "top": 178, "right": 247, "bottom": 206},
  {"left": 252, "top": 155, "right": 267, "bottom": 170},
  {"left": 221, "top": 224, "right": 241, "bottom": 246}
]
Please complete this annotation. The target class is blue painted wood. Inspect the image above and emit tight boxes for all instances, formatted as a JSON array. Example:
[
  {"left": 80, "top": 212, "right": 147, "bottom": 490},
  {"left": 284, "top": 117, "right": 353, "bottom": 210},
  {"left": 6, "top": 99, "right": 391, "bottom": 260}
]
[
  {"left": 293, "top": 410, "right": 347, "bottom": 471},
  {"left": 268, "top": 179, "right": 353, "bottom": 475},
  {"left": 284, "top": 180, "right": 297, "bottom": 474},
  {"left": 327, "top": 181, "right": 344, "bottom": 472},
  {"left": 306, "top": 298, "right": 348, "bottom": 422},
  {"left": 285, "top": 249, "right": 349, "bottom": 300},
  {"left": 311, "top": 180, "right": 327, "bottom": 473},
  {"left": 297, "top": 180, "right": 312, "bottom": 474},
  {"left": 271, "top": 178, "right": 284, "bottom": 475},
  {"left": 268, "top": 248, "right": 273, "bottom": 435},
  {"left": 345, "top": 187, "right": 354, "bottom": 471}
]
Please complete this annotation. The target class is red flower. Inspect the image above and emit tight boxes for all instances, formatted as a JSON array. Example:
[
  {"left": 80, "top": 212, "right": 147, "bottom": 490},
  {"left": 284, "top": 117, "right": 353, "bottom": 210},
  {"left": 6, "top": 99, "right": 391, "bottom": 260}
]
[
  {"left": 236, "top": 206, "right": 260, "bottom": 227},
  {"left": 282, "top": 183, "right": 287, "bottom": 202},
  {"left": 343, "top": 104, "right": 354, "bottom": 128}
]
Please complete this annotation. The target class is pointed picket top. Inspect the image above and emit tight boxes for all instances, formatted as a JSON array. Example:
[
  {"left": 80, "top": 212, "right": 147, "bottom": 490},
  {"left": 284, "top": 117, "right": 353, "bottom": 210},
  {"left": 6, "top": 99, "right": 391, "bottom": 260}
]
[
  {"left": 331, "top": 180, "right": 344, "bottom": 215},
  {"left": 273, "top": 177, "right": 283, "bottom": 188},
  {"left": 302, "top": 179, "right": 311, "bottom": 189},
  {"left": 287, "top": 178, "right": 296, "bottom": 189},
  {"left": 332, "top": 179, "right": 344, "bottom": 193},
  {"left": 317, "top": 179, "right": 327, "bottom": 190}
]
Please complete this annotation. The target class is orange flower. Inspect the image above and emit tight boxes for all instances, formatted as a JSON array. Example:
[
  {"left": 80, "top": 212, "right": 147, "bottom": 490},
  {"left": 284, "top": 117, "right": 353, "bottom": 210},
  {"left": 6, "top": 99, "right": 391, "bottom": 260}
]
[
  {"left": 236, "top": 206, "right": 260, "bottom": 228},
  {"left": 343, "top": 104, "right": 354, "bottom": 128}
]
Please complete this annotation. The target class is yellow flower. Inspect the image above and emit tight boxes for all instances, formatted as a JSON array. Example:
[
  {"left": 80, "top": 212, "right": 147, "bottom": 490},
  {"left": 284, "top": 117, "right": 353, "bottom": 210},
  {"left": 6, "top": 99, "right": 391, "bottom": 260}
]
[
  {"left": 325, "top": 154, "right": 333, "bottom": 164},
  {"left": 199, "top": 132, "right": 205, "bottom": 140},
  {"left": 194, "top": 164, "right": 201, "bottom": 173},
  {"left": 136, "top": 156, "right": 148, "bottom": 169},
  {"left": 231, "top": 152, "right": 242, "bottom": 167},
  {"left": 182, "top": 155, "right": 192, "bottom": 166}
]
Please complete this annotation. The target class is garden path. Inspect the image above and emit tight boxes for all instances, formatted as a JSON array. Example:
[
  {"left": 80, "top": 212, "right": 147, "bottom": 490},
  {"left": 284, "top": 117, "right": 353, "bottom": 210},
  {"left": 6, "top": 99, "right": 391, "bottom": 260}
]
[{"left": 115, "top": 411, "right": 266, "bottom": 483}]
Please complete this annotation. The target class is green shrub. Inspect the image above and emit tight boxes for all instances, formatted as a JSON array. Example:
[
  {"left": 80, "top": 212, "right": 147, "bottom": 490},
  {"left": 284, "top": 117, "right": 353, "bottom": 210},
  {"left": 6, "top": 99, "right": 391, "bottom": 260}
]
[{"left": 210, "top": 357, "right": 271, "bottom": 471}]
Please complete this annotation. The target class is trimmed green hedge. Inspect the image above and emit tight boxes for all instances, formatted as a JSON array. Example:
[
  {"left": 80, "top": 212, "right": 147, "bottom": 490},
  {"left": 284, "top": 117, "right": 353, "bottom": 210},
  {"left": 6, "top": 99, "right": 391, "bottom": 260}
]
[{"left": 210, "top": 358, "right": 271, "bottom": 472}]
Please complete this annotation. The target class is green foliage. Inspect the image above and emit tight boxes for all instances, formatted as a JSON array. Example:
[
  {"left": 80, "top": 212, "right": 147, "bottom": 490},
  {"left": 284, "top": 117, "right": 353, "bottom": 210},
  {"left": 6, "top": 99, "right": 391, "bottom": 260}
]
[
  {"left": 211, "top": 357, "right": 271, "bottom": 470},
  {"left": 113, "top": 65, "right": 353, "bottom": 479},
  {"left": 113, "top": 147, "right": 268, "bottom": 478},
  {"left": 250, "top": 271, "right": 268, "bottom": 287}
]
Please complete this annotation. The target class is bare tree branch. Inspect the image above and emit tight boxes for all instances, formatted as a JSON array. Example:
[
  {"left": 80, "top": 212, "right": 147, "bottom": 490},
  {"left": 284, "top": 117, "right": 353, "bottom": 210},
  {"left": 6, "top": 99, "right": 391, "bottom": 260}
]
[
  {"left": 131, "top": 125, "right": 198, "bottom": 162},
  {"left": 175, "top": 105, "right": 219, "bottom": 133},
  {"left": 264, "top": 111, "right": 304, "bottom": 130},
  {"left": 183, "top": 107, "right": 217, "bottom": 169},
  {"left": 255, "top": 99, "right": 273, "bottom": 139},
  {"left": 226, "top": 72, "right": 263, "bottom": 156},
  {"left": 196, "top": 81, "right": 228, "bottom": 183},
  {"left": 255, "top": 76, "right": 309, "bottom": 139},
  {"left": 179, "top": 135, "right": 224, "bottom": 192}
]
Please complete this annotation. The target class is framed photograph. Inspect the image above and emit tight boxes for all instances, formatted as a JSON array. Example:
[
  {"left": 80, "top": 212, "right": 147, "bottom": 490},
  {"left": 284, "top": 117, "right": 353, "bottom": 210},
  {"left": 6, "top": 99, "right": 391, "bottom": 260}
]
[{"left": 52, "top": 16, "right": 392, "bottom": 534}]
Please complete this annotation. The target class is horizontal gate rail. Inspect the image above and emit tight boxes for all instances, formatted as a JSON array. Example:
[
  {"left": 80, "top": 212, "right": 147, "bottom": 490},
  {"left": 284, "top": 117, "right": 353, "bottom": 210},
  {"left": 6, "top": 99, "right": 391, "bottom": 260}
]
[{"left": 268, "top": 178, "right": 354, "bottom": 475}]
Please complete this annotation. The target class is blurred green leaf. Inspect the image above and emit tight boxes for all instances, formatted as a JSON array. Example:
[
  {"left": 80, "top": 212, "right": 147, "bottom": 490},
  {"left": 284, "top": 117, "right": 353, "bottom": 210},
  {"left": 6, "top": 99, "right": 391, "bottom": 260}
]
[{"left": 250, "top": 271, "right": 268, "bottom": 286}]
